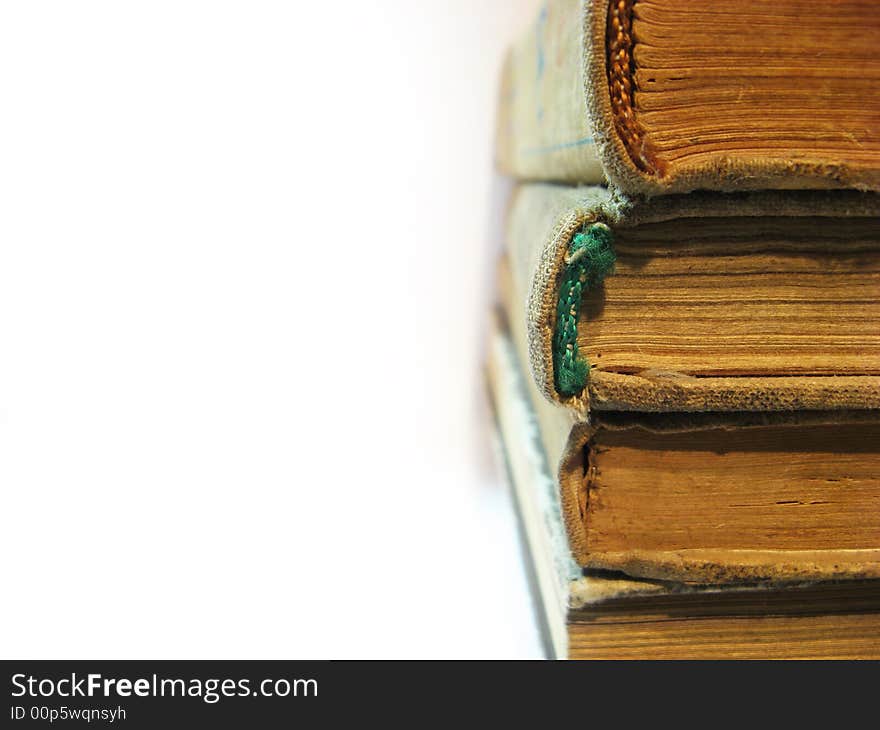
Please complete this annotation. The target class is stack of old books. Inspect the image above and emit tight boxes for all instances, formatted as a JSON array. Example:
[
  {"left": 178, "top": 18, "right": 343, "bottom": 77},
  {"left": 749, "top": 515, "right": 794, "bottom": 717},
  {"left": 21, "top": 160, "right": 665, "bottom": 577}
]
[{"left": 487, "top": 0, "right": 880, "bottom": 658}]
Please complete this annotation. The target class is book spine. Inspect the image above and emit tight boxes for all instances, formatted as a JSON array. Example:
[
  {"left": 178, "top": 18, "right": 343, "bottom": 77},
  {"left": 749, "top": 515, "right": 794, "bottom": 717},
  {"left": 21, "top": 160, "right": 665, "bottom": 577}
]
[
  {"left": 495, "top": 0, "right": 605, "bottom": 184},
  {"left": 504, "top": 183, "right": 614, "bottom": 411}
]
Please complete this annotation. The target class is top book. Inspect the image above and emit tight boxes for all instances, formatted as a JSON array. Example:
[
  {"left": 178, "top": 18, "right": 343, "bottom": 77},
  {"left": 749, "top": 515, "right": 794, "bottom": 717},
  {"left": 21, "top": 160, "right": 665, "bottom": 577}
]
[{"left": 496, "top": 0, "right": 880, "bottom": 195}]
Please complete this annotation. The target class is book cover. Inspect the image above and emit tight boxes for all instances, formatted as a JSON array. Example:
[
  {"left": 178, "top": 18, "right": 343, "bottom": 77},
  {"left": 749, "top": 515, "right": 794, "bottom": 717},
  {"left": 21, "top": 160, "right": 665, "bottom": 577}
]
[{"left": 496, "top": 0, "right": 880, "bottom": 194}]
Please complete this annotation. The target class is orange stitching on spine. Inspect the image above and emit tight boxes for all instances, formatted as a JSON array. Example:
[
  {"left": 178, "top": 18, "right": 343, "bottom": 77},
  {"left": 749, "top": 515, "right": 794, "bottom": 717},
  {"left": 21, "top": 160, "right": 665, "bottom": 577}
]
[{"left": 606, "top": 0, "right": 665, "bottom": 176}]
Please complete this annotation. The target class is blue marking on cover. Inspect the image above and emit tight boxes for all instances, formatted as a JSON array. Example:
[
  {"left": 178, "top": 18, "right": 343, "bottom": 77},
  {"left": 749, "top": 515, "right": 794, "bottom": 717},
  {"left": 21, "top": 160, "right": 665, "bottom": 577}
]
[
  {"left": 535, "top": 3, "right": 548, "bottom": 123},
  {"left": 521, "top": 136, "right": 595, "bottom": 156}
]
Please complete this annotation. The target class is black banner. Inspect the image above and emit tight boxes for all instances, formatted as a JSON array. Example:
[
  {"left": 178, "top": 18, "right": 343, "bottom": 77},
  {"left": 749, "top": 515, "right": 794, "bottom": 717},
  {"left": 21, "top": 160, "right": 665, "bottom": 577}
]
[{"left": 0, "top": 660, "right": 873, "bottom": 727}]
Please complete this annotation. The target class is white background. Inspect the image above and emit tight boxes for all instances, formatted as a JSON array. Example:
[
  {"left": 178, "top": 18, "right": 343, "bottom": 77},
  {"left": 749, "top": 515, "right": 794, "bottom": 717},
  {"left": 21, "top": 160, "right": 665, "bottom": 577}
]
[{"left": 0, "top": 1, "right": 543, "bottom": 657}]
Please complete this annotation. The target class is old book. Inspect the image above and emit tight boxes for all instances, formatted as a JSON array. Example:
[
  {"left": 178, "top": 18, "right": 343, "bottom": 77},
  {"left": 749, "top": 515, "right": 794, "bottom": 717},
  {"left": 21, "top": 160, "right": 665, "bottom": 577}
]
[
  {"left": 496, "top": 236, "right": 880, "bottom": 582},
  {"left": 486, "top": 311, "right": 880, "bottom": 658},
  {"left": 505, "top": 183, "right": 880, "bottom": 413},
  {"left": 496, "top": 0, "right": 880, "bottom": 194}
]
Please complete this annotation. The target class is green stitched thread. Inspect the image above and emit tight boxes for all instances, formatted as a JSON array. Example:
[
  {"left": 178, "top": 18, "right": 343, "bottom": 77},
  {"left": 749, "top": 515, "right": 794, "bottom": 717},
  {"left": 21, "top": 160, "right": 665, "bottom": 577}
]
[{"left": 553, "top": 222, "right": 616, "bottom": 397}]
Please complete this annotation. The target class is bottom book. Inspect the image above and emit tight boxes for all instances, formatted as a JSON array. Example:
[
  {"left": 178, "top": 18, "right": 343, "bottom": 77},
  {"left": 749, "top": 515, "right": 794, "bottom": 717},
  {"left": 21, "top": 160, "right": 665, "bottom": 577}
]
[{"left": 486, "top": 311, "right": 880, "bottom": 659}]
